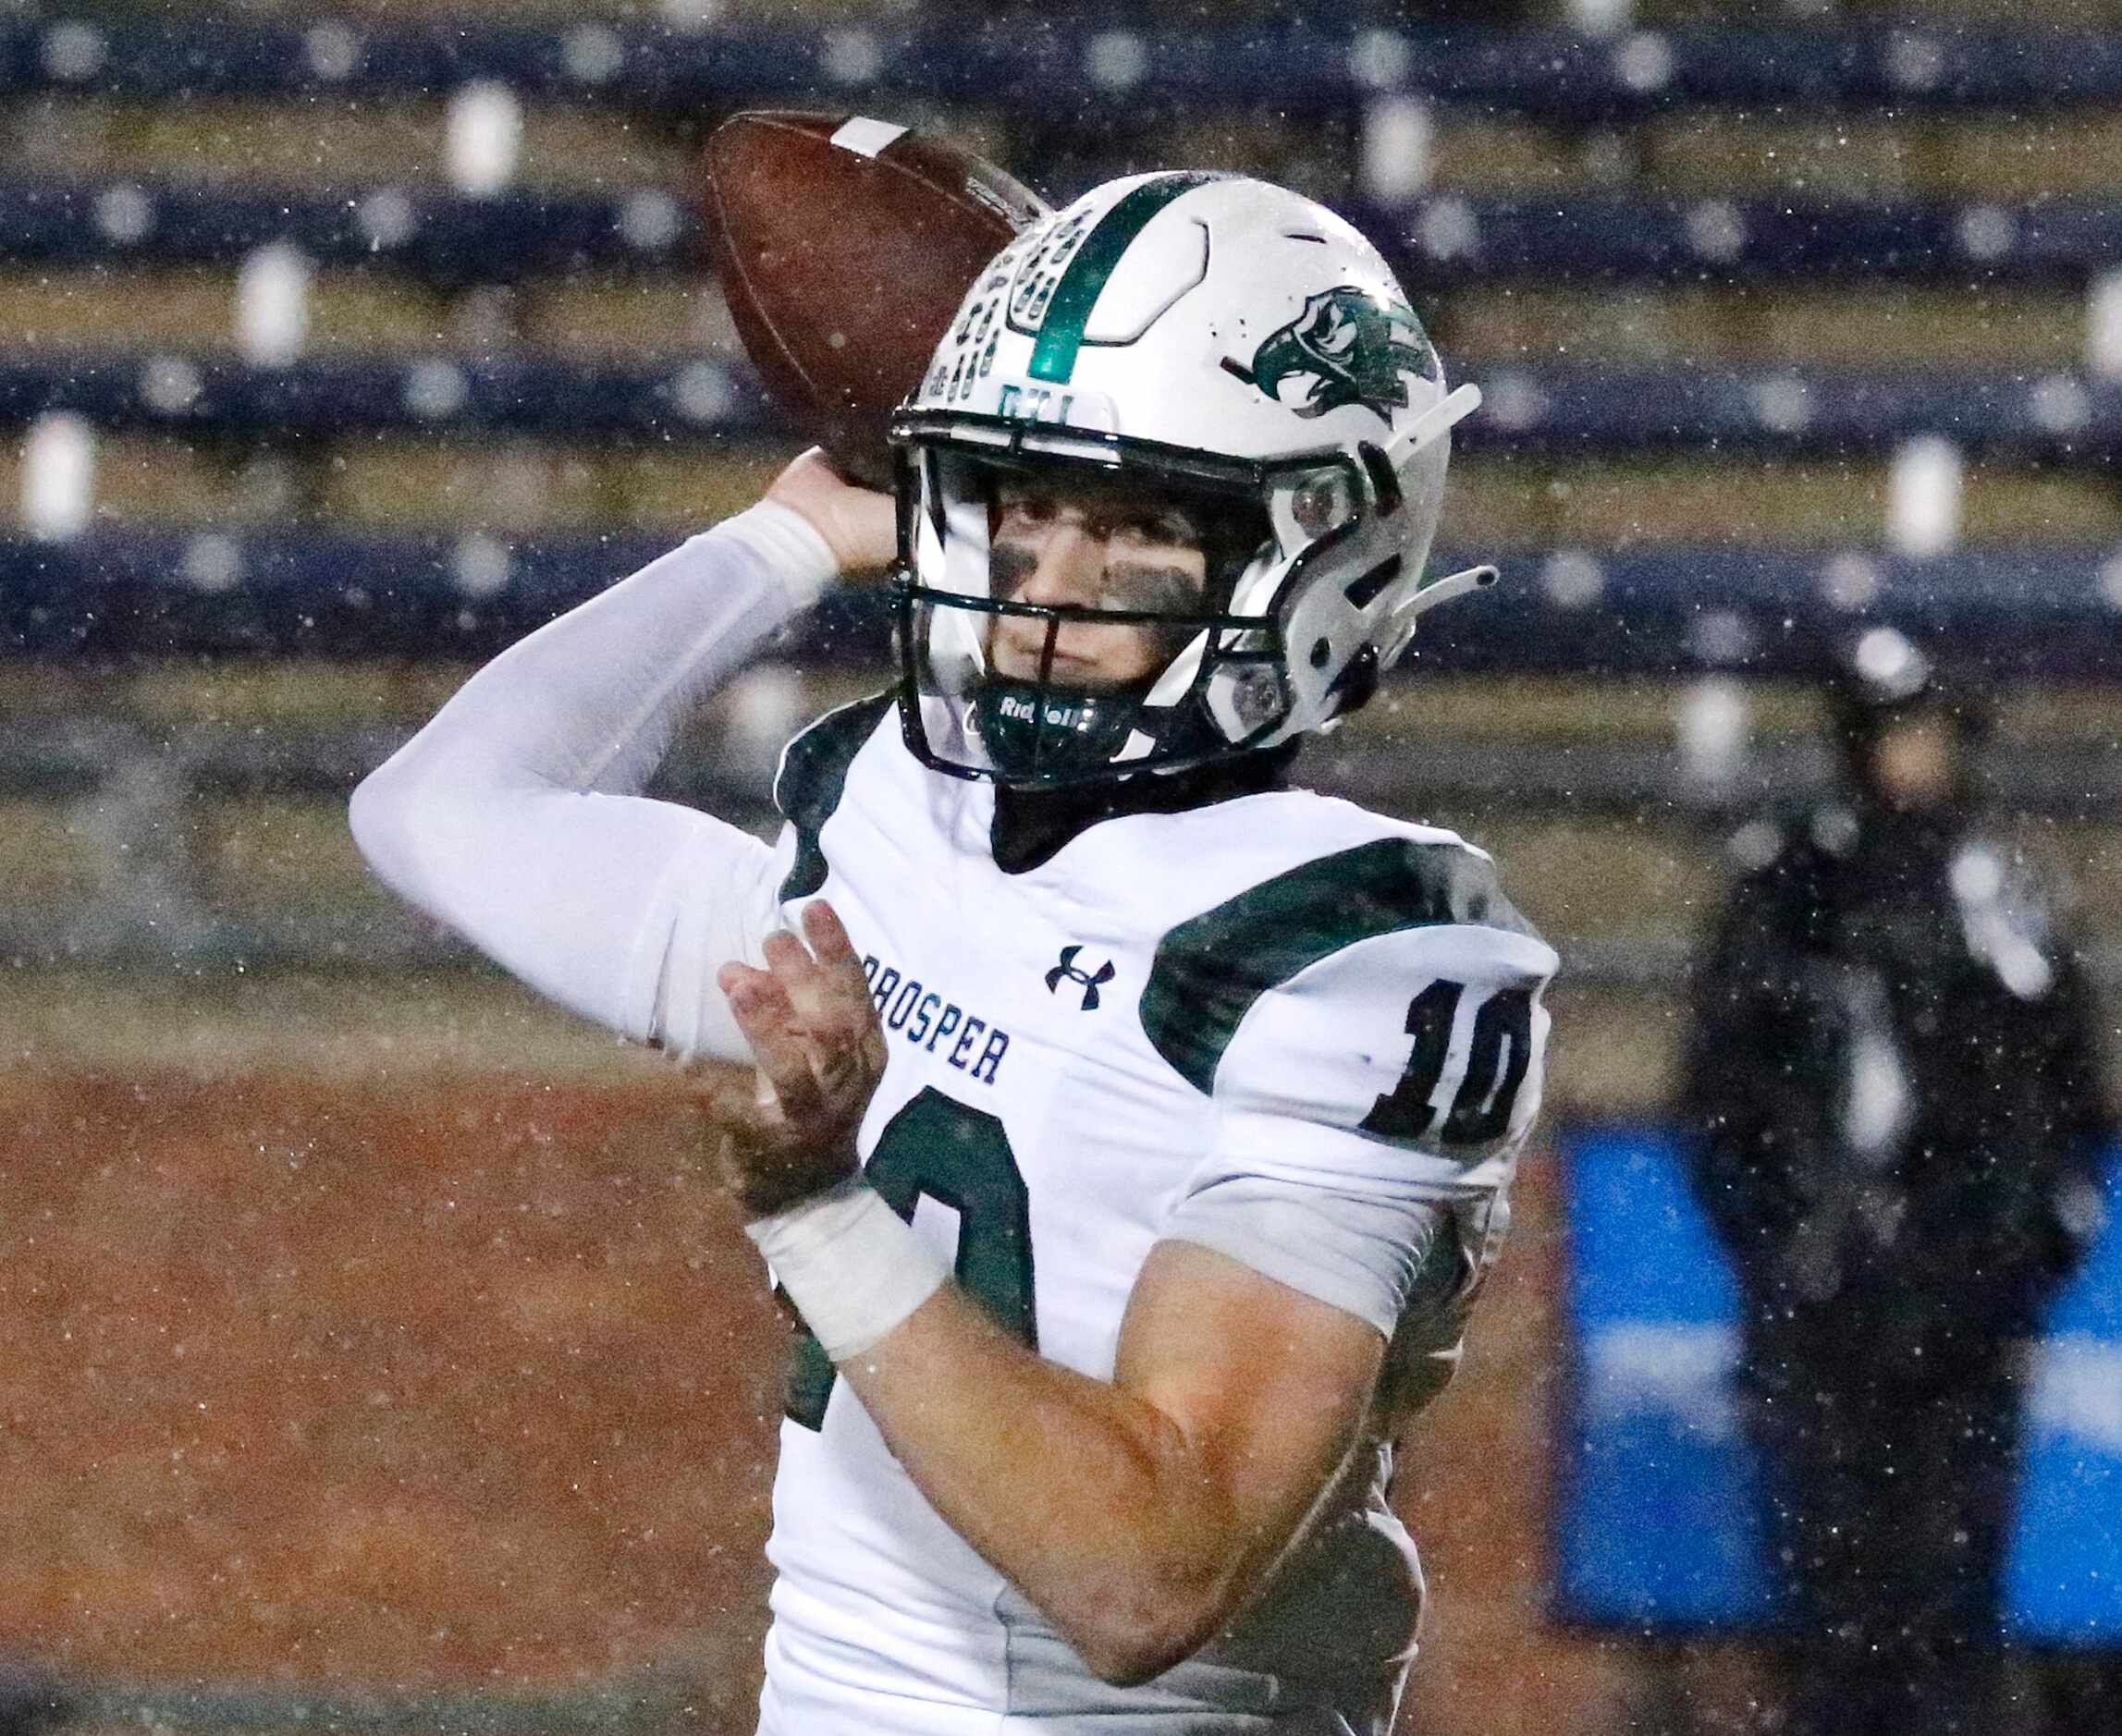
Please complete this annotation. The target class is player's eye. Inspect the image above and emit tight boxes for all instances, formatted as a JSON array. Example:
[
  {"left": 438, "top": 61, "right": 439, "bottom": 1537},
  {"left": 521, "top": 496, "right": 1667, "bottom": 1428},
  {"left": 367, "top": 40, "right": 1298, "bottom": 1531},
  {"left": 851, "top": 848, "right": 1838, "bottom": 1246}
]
[{"left": 992, "top": 486, "right": 1060, "bottom": 528}]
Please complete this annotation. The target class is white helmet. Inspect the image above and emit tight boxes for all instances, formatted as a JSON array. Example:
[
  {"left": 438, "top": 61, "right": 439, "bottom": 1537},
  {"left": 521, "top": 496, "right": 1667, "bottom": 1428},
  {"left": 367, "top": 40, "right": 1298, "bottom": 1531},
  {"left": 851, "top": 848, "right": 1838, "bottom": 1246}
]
[{"left": 889, "top": 169, "right": 1492, "bottom": 787}]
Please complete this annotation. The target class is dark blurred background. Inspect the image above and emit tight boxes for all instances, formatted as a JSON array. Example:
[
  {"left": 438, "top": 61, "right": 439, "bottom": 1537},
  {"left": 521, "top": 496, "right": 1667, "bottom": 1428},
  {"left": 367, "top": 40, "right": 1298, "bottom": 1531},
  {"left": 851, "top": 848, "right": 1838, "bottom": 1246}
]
[{"left": 2, "top": 1, "right": 2119, "bottom": 1731}]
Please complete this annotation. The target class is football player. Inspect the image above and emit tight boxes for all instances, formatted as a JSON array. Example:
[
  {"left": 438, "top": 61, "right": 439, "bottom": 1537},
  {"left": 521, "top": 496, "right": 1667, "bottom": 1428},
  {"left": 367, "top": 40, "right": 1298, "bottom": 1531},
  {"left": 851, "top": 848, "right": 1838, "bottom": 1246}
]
[{"left": 351, "top": 172, "right": 1556, "bottom": 1733}]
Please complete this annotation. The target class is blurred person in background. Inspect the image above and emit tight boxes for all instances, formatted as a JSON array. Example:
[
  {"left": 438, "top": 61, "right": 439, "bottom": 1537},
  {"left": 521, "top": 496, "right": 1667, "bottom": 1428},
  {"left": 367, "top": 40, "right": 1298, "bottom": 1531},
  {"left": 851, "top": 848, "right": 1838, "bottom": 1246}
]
[{"left": 1680, "top": 624, "right": 2113, "bottom": 1736}]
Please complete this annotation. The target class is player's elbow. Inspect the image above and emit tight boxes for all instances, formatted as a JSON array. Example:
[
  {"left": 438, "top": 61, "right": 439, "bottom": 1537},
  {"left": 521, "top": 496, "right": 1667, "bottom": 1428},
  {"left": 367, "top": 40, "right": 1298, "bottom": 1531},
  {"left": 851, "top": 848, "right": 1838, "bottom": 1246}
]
[
  {"left": 1059, "top": 1581, "right": 1233, "bottom": 1688},
  {"left": 1081, "top": 1646, "right": 1170, "bottom": 1691},
  {"left": 1045, "top": 1498, "right": 1264, "bottom": 1684},
  {"left": 347, "top": 759, "right": 444, "bottom": 906},
  {"left": 1070, "top": 1608, "right": 1220, "bottom": 1688},
  {"left": 349, "top": 764, "right": 408, "bottom": 878}
]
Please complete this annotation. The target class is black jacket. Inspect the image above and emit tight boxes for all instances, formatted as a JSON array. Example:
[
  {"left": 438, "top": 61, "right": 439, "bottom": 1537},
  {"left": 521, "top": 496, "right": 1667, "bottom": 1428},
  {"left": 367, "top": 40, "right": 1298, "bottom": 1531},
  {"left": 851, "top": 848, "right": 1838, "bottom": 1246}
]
[{"left": 1681, "top": 804, "right": 2110, "bottom": 1381}]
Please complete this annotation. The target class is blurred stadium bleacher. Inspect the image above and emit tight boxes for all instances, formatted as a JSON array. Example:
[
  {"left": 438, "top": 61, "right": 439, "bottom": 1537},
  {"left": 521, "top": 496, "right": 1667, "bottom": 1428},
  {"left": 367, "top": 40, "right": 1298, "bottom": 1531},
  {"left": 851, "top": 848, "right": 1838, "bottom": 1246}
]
[{"left": 6, "top": 3, "right": 2122, "bottom": 993}]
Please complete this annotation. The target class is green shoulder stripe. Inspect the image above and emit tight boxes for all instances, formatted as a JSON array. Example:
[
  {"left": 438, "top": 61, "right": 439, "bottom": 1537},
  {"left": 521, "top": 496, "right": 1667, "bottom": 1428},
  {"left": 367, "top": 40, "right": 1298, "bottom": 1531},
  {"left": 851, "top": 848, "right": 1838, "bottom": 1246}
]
[
  {"left": 773, "top": 691, "right": 896, "bottom": 902},
  {"left": 1140, "top": 836, "right": 1539, "bottom": 1094}
]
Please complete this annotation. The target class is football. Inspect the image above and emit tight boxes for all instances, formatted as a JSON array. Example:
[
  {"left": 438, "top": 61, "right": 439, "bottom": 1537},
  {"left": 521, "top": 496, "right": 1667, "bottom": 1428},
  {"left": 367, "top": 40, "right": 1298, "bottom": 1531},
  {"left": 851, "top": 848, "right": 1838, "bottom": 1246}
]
[{"left": 700, "top": 111, "right": 1049, "bottom": 487}]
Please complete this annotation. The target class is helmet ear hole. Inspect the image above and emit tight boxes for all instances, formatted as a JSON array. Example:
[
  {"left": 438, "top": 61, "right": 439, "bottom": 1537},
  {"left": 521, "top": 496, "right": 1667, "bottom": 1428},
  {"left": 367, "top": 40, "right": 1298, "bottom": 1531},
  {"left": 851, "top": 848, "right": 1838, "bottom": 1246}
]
[
  {"left": 1343, "top": 553, "right": 1403, "bottom": 609},
  {"left": 1308, "top": 636, "right": 1332, "bottom": 669},
  {"left": 1356, "top": 442, "right": 1402, "bottom": 516}
]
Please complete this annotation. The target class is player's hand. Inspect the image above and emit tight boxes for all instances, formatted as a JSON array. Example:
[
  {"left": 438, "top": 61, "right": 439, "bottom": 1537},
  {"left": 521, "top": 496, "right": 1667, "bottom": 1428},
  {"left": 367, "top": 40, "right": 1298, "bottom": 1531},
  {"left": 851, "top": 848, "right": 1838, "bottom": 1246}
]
[
  {"left": 711, "top": 899, "right": 888, "bottom": 1219},
  {"left": 766, "top": 447, "right": 898, "bottom": 581}
]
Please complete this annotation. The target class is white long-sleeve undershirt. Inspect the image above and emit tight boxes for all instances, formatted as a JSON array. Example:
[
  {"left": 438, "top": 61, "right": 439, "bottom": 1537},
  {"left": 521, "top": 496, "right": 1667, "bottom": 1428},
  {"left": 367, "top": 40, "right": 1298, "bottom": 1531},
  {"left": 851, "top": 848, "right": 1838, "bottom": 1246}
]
[{"left": 349, "top": 502, "right": 840, "bottom": 1063}]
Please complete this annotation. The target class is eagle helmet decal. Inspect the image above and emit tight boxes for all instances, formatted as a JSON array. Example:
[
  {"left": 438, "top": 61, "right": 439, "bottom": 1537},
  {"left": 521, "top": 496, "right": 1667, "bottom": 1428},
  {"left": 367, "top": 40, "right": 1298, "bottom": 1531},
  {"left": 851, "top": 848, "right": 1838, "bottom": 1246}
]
[{"left": 1226, "top": 286, "right": 1440, "bottom": 424}]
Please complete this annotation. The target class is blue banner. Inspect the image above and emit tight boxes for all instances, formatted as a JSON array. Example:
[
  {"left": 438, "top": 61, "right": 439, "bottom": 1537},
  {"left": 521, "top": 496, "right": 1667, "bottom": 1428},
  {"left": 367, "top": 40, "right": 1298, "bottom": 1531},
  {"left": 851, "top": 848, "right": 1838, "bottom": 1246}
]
[{"left": 1553, "top": 1125, "right": 2122, "bottom": 1644}]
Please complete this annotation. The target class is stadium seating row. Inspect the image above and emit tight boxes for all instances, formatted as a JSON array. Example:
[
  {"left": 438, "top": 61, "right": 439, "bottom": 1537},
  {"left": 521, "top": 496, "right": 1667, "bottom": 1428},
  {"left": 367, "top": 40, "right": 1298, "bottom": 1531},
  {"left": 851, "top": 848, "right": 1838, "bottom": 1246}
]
[
  {"left": 7, "top": 16, "right": 2122, "bottom": 113},
  {"left": 10, "top": 179, "right": 2122, "bottom": 284},
  {"left": 6, "top": 528, "right": 2117, "bottom": 671},
  {"left": 10, "top": 352, "right": 2122, "bottom": 454},
  {"left": 7, "top": 14, "right": 2122, "bottom": 677},
  {"left": 21, "top": 93, "right": 2122, "bottom": 204},
  {"left": 6, "top": 656, "right": 2116, "bottom": 988}
]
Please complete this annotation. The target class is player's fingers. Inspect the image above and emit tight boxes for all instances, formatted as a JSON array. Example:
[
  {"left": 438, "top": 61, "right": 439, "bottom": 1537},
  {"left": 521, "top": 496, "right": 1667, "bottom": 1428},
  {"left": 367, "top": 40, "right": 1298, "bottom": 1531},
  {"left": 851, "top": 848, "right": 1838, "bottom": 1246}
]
[
  {"left": 801, "top": 899, "right": 861, "bottom": 970},
  {"left": 762, "top": 926, "right": 826, "bottom": 993},
  {"left": 722, "top": 960, "right": 817, "bottom": 1070},
  {"left": 803, "top": 902, "right": 879, "bottom": 1020},
  {"left": 761, "top": 926, "right": 813, "bottom": 969},
  {"left": 723, "top": 972, "right": 826, "bottom": 1121},
  {"left": 730, "top": 948, "right": 831, "bottom": 1057},
  {"left": 718, "top": 959, "right": 777, "bottom": 1004},
  {"left": 763, "top": 924, "right": 840, "bottom": 1031},
  {"left": 722, "top": 938, "right": 875, "bottom": 1136},
  {"left": 765, "top": 451, "right": 897, "bottom": 578},
  {"left": 800, "top": 901, "right": 886, "bottom": 1053}
]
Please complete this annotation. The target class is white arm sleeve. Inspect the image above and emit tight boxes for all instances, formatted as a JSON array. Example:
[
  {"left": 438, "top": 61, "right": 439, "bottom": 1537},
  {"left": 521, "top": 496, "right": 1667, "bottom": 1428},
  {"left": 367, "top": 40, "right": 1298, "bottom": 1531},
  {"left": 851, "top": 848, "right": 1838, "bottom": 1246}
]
[{"left": 348, "top": 502, "right": 838, "bottom": 1062}]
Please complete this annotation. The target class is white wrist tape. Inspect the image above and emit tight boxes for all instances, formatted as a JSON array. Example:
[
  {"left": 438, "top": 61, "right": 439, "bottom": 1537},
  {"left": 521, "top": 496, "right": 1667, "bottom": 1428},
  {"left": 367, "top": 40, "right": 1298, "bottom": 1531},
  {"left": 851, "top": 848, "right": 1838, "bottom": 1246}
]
[{"left": 744, "top": 1178, "right": 951, "bottom": 1363}]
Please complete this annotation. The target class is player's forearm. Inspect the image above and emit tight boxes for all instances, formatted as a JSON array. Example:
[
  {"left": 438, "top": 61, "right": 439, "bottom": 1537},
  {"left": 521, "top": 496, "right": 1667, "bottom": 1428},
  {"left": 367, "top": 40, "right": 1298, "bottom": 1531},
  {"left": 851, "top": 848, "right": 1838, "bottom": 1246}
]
[
  {"left": 840, "top": 1285, "right": 1306, "bottom": 1686},
  {"left": 348, "top": 504, "right": 830, "bottom": 1051},
  {"left": 362, "top": 506, "right": 833, "bottom": 806}
]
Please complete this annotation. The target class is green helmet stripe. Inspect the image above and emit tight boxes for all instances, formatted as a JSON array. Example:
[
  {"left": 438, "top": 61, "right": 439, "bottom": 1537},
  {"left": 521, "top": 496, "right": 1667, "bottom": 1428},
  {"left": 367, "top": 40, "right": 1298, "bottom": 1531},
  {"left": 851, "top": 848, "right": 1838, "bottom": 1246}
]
[{"left": 1026, "top": 172, "right": 1221, "bottom": 385}]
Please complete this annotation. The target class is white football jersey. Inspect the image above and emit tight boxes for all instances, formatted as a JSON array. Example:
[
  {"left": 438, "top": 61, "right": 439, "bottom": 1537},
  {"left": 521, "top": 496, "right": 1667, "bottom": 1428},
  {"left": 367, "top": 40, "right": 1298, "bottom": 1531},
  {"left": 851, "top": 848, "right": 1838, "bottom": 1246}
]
[
  {"left": 754, "top": 695, "right": 1556, "bottom": 1736},
  {"left": 346, "top": 502, "right": 1553, "bottom": 1736}
]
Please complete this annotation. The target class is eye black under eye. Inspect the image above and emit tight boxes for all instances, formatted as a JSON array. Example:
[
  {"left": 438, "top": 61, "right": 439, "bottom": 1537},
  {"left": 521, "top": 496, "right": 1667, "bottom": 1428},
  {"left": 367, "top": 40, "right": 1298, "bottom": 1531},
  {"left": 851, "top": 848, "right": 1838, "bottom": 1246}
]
[
  {"left": 1100, "top": 565, "right": 1203, "bottom": 613},
  {"left": 989, "top": 543, "right": 1037, "bottom": 589}
]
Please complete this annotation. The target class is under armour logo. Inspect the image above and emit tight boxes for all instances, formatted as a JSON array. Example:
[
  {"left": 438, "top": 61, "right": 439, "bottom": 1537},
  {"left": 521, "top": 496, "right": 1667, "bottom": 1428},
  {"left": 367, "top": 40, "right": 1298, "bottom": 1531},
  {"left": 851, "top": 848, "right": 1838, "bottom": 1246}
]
[{"left": 1045, "top": 945, "right": 1116, "bottom": 1011}]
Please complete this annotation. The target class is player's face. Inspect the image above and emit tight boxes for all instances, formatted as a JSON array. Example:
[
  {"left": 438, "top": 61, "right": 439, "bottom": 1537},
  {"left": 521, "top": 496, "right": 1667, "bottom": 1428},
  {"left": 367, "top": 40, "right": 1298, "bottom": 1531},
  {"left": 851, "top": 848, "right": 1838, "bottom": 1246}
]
[{"left": 987, "top": 476, "right": 1209, "bottom": 689}]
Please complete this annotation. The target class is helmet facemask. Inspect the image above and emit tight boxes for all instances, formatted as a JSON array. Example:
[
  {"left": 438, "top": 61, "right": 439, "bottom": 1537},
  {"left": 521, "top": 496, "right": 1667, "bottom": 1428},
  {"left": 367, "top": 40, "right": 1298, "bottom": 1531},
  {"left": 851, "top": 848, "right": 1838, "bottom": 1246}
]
[{"left": 891, "top": 425, "right": 1400, "bottom": 789}]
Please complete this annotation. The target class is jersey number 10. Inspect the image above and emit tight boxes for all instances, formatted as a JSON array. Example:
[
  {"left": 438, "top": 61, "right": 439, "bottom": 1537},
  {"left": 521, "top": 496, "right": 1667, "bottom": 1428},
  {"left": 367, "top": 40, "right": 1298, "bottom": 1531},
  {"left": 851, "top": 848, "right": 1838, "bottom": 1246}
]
[{"left": 1361, "top": 981, "right": 1535, "bottom": 1145}]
